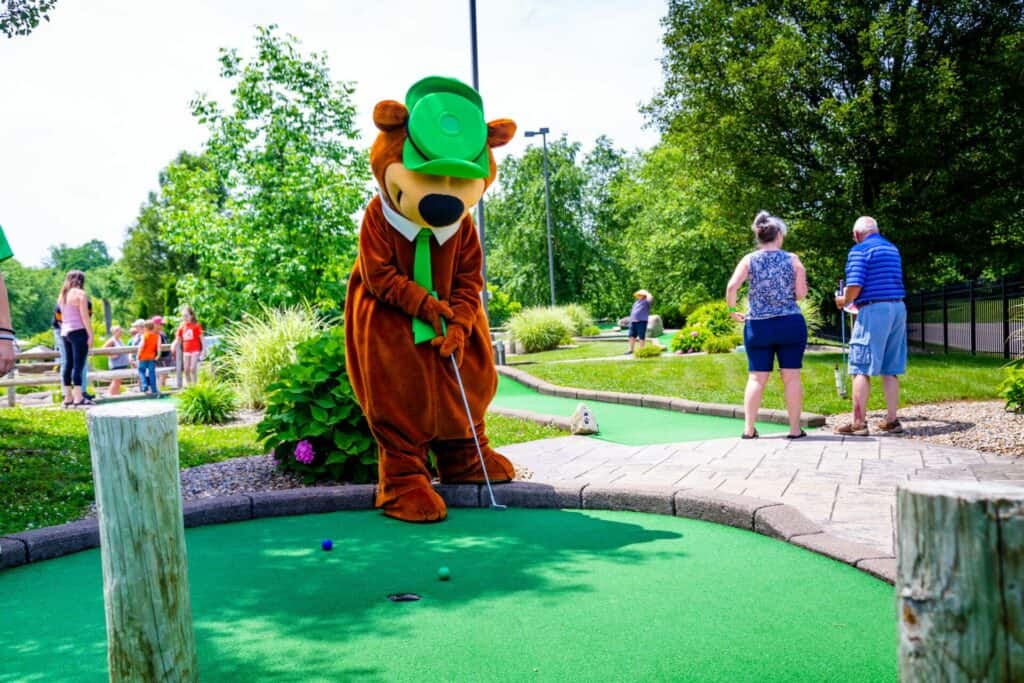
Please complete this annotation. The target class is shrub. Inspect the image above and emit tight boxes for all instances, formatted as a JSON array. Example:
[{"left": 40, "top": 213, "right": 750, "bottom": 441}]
[
  {"left": 687, "top": 301, "right": 738, "bottom": 337},
  {"left": 658, "top": 303, "right": 686, "bottom": 329},
  {"left": 671, "top": 325, "right": 711, "bottom": 353},
  {"left": 257, "top": 326, "right": 376, "bottom": 484},
  {"left": 634, "top": 342, "right": 665, "bottom": 358},
  {"left": 702, "top": 335, "right": 739, "bottom": 354},
  {"left": 486, "top": 283, "right": 522, "bottom": 327},
  {"left": 582, "top": 324, "right": 601, "bottom": 337},
  {"left": 508, "top": 307, "right": 570, "bottom": 353},
  {"left": 560, "top": 304, "right": 592, "bottom": 336},
  {"left": 178, "top": 380, "right": 237, "bottom": 425},
  {"left": 999, "top": 363, "right": 1024, "bottom": 413},
  {"left": 220, "top": 306, "right": 326, "bottom": 409}
]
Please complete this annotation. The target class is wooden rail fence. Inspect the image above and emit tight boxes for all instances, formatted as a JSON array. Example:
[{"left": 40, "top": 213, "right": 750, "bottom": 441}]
[{"left": 0, "top": 344, "right": 181, "bottom": 407}]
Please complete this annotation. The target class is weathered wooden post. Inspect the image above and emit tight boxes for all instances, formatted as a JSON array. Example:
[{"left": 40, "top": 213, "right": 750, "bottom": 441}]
[
  {"left": 87, "top": 402, "right": 198, "bottom": 682},
  {"left": 897, "top": 481, "right": 1023, "bottom": 681}
]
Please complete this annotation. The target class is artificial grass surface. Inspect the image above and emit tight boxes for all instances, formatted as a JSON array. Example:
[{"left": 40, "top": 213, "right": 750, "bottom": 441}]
[
  {"left": 0, "top": 509, "right": 896, "bottom": 682},
  {"left": 493, "top": 375, "right": 788, "bottom": 444}
]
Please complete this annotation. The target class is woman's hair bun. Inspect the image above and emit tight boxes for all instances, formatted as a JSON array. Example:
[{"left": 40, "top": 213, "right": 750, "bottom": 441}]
[{"left": 751, "top": 210, "right": 785, "bottom": 243}]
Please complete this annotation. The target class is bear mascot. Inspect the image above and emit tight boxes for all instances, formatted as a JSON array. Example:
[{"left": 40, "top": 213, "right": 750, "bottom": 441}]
[{"left": 345, "top": 76, "right": 517, "bottom": 522}]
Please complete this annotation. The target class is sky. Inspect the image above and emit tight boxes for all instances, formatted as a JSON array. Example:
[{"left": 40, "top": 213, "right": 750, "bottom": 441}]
[{"left": 0, "top": 0, "right": 666, "bottom": 267}]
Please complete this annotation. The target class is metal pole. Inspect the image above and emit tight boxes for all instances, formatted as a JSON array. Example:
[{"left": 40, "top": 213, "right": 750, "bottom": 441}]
[
  {"left": 1002, "top": 276, "right": 1010, "bottom": 360},
  {"left": 941, "top": 285, "right": 948, "bottom": 354},
  {"left": 541, "top": 131, "right": 555, "bottom": 305},
  {"left": 468, "top": 0, "right": 489, "bottom": 321},
  {"left": 969, "top": 280, "right": 976, "bottom": 355}
]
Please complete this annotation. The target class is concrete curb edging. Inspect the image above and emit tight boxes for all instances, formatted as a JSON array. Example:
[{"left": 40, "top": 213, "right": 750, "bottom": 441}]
[
  {"left": 0, "top": 483, "right": 894, "bottom": 584},
  {"left": 495, "top": 366, "right": 828, "bottom": 428}
]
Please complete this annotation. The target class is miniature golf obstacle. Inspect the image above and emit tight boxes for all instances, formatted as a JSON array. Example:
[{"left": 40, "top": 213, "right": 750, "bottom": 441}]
[
  {"left": 897, "top": 481, "right": 1023, "bottom": 681},
  {"left": 86, "top": 402, "right": 198, "bottom": 683}
]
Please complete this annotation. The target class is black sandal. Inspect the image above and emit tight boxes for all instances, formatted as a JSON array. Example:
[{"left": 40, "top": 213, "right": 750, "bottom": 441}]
[
  {"left": 741, "top": 429, "right": 759, "bottom": 439},
  {"left": 786, "top": 430, "right": 808, "bottom": 440}
]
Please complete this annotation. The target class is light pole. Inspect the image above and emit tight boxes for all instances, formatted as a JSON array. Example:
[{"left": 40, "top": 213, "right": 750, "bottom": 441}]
[
  {"left": 524, "top": 127, "right": 555, "bottom": 305},
  {"left": 468, "top": 0, "right": 489, "bottom": 320}
]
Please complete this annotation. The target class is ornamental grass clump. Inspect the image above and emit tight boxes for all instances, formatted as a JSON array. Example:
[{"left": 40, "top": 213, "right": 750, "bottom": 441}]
[
  {"left": 508, "top": 307, "right": 570, "bottom": 353},
  {"left": 220, "top": 305, "right": 326, "bottom": 409},
  {"left": 633, "top": 342, "right": 666, "bottom": 358},
  {"left": 257, "top": 326, "right": 376, "bottom": 484},
  {"left": 177, "top": 379, "right": 237, "bottom": 425}
]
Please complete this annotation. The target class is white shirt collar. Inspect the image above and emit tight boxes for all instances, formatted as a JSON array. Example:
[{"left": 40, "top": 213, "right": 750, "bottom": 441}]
[{"left": 379, "top": 191, "right": 462, "bottom": 246}]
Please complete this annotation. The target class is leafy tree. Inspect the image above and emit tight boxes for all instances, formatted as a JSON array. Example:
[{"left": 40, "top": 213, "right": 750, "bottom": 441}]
[
  {"left": 160, "top": 25, "right": 370, "bottom": 327},
  {"left": 646, "top": 0, "right": 1024, "bottom": 288},
  {"left": 46, "top": 239, "right": 112, "bottom": 273},
  {"left": 120, "top": 152, "right": 210, "bottom": 318},
  {"left": 1, "top": 260, "right": 60, "bottom": 335},
  {"left": 1, "top": 0, "right": 57, "bottom": 38},
  {"left": 486, "top": 136, "right": 595, "bottom": 311}
]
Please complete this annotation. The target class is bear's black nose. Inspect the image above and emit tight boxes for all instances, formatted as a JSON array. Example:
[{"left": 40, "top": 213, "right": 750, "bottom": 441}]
[{"left": 418, "top": 194, "right": 465, "bottom": 227}]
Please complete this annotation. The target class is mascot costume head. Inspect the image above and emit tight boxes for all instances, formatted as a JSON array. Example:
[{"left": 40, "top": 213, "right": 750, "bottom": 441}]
[{"left": 345, "top": 76, "right": 516, "bottom": 522}]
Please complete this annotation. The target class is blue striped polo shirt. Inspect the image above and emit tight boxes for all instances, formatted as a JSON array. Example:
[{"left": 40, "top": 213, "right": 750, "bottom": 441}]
[{"left": 844, "top": 233, "right": 905, "bottom": 305}]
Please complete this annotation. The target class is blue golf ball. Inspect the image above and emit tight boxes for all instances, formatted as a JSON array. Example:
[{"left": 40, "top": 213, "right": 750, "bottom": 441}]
[{"left": 321, "top": 539, "right": 333, "bottom": 552}]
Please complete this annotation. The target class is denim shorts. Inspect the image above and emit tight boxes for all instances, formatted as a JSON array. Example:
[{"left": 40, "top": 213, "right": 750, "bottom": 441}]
[
  {"left": 743, "top": 314, "right": 807, "bottom": 372},
  {"left": 629, "top": 321, "right": 648, "bottom": 340},
  {"left": 848, "top": 301, "right": 907, "bottom": 376}
]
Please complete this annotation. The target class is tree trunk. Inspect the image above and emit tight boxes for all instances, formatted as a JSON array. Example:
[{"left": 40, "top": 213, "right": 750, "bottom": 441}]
[
  {"left": 87, "top": 402, "right": 198, "bottom": 682},
  {"left": 897, "top": 481, "right": 1023, "bottom": 681}
]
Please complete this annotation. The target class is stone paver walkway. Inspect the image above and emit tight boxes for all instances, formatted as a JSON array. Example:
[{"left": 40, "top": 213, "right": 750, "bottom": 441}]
[{"left": 502, "top": 433, "right": 1024, "bottom": 555}]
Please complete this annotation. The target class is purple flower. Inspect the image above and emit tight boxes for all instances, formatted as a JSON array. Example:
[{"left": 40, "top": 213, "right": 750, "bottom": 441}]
[
  {"left": 294, "top": 440, "right": 315, "bottom": 465},
  {"left": 690, "top": 330, "right": 698, "bottom": 338}
]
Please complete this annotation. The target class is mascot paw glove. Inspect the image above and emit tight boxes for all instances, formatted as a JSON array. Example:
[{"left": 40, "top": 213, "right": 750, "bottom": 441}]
[
  {"left": 419, "top": 297, "right": 454, "bottom": 336},
  {"left": 432, "top": 323, "right": 467, "bottom": 367}
]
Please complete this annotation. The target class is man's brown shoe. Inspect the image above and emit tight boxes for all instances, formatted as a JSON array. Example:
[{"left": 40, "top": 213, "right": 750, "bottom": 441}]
[
  {"left": 874, "top": 419, "right": 904, "bottom": 434},
  {"left": 834, "top": 422, "right": 869, "bottom": 436}
]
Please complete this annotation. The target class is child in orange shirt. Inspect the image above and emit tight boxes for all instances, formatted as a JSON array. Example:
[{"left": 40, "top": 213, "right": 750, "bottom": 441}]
[{"left": 137, "top": 321, "right": 160, "bottom": 395}]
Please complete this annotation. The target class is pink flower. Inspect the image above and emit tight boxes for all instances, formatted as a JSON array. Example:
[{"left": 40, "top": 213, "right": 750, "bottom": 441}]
[
  {"left": 690, "top": 330, "right": 698, "bottom": 338},
  {"left": 294, "top": 440, "right": 315, "bottom": 465}
]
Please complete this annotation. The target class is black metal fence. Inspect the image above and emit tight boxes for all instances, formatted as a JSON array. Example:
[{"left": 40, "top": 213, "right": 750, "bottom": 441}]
[{"left": 905, "top": 276, "right": 1024, "bottom": 358}]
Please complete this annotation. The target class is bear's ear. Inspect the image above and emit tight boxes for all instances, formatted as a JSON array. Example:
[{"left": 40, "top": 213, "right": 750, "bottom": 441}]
[
  {"left": 373, "top": 100, "right": 409, "bottom": 131},
  {"left": 486, "top": 119, "right": 516, "bottom": 148}
]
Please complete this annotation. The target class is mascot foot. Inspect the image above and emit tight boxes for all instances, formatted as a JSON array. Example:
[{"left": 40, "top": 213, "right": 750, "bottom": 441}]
[
  {"left": 380, "top": 485, "right": 447, "bottom": 523},
  {"left": 438, "top": 445, "right": 515, "bottom": 484}
]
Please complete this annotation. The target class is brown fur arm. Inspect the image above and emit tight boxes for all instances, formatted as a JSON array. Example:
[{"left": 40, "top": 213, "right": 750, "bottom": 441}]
[
  {"left": 448, "top": 218, "right": 485, "bottom": 331},
  {"left": 357, "top": 204, "right": 432, "bottom": 319}
]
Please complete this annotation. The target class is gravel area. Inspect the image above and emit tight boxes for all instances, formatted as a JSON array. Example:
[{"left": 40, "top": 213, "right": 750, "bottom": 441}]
[{"left": 825, "top": 401, "right": 1024, "bottom": 456}]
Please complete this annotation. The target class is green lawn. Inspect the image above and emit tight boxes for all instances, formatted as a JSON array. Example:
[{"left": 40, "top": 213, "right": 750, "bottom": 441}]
[
  {"left": 0, "top": 407, "right": 565, "bottom": 535},
  {"left": 523, "top": 350, "right": 1005, "bottom": 416},
  {"left": 514, "top": 341, "right": 628, "bottom": 362}
]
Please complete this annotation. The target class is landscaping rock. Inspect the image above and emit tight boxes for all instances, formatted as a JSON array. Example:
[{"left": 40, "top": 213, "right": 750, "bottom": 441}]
[
  {"left": 251, "top": 485, "right": 375, "bottom": 518},
  {"left": 646, "top": 314, "right": 664, "bottom": 338},
  {"left": 584, "top": 486, "right": 675, "bottom": 515},
  {"left": 570, "top": 403, "right": 600, "bottom": 435},
  {"left": 490, "top": 481, "right": 584, "bottom": 508},
  {"left": 675, "top": 490, "right": 780, "bottom": 530},
  {"left": 0, "top": 537, "right": 28, "bottom": 569},
  {"left": 12, "top": 519, "right": 100, "bottom": 562}
]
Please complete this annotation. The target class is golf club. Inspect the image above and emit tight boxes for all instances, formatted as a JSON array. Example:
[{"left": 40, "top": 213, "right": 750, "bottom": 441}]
[
  {"left": 835, "top": 279, "right": 848, "bottom": 398},
  {"left": 450, "top": 354, "right": 506, "bottom": 510}
]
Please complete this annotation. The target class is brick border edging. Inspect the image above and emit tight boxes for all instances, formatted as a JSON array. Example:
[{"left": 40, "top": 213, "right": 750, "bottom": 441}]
[
  {"left": 0, "top": 483, "right": 894, "bottom": 584},
  {"left": 495, "top": 365, "right": 828, "bottom": 428}
]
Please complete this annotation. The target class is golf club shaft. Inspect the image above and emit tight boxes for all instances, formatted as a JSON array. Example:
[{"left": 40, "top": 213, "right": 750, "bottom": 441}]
[{"left": 449, "top": 354, "right": 504, "bottom": 508}]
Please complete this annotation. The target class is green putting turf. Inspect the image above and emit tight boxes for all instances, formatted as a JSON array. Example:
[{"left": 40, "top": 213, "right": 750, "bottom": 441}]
[
  {"left": 493, "top": 375, "right": 788, "bottom": 444},
  {"left": 0, "top": 509, "right": 895, "bottom": 682}
]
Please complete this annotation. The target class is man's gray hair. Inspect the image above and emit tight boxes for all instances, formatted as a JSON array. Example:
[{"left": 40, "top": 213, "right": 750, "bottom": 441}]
[{"left": 853, "top": 216, "right": 878, "bottom": 235}]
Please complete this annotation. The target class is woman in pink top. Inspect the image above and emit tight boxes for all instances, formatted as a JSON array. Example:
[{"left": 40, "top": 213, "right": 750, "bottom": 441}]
[{"left": 58, "top": 270, "right": 93, "bottom": 407}]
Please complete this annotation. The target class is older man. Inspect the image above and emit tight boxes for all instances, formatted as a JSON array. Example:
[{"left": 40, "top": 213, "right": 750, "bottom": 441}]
[
  {"left": 834, "top": 216, "right": 907, "bottom": 435},
  {"left": 0, "top": 225, "right": 16, "bottom": 376}
]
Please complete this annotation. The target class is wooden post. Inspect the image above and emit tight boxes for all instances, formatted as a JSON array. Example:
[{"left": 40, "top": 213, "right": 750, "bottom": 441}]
[
  {"left": 897, "top": 481, "right": 1023, "bottom": 681},
  {"left": 87, "top": 403, "right": 198, "bottom": 682}
]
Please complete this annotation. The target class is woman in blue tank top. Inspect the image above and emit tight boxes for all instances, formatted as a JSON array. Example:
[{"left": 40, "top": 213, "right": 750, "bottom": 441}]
[{"left": 726, "top": 211, "right": 808, "bottom": 439}]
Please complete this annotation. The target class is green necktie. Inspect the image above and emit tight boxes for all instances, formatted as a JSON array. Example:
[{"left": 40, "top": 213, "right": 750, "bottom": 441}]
[{"left": 412, "top": 229, "right": 437, "bottom": 344}]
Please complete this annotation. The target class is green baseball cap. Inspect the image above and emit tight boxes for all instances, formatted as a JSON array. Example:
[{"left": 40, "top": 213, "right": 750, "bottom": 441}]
[{"left": 403, "top": 76, "right": 489, "bottom": 179}]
